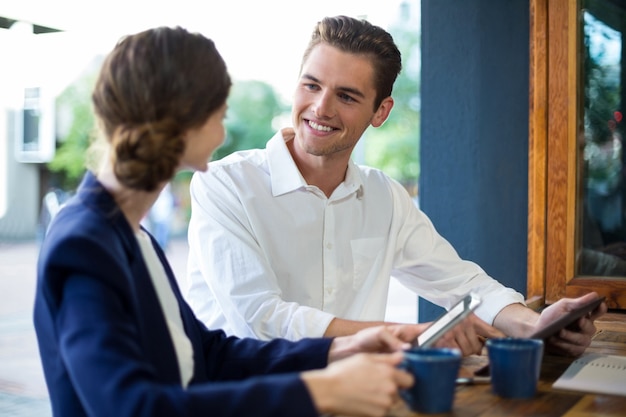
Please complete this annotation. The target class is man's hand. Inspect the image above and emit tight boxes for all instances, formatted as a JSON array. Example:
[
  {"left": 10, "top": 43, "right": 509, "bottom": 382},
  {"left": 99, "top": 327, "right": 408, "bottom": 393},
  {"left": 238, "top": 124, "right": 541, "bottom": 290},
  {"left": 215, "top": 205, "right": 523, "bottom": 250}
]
[
  {"left": 536, "top": 292, "right": 607, "bottom": 356},
  {"left": 327, "top": 317, "right": 504, "bottom": 360},
  {"left": 494, "top": 293, "right": 607, "bottom": 357},
  {"left": 430, "top": 314, "right": 505, "bottom": 356}
]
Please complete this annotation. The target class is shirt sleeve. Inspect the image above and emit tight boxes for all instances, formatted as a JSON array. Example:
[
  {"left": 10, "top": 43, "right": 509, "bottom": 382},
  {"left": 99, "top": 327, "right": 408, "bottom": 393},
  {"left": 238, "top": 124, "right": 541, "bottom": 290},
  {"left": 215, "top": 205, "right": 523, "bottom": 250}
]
[
  {"left": 186, "top": 168, "right": 335, "bottom": 340},
  {"left": 387, "top": 179, "right": 526, "bottom": 325}
]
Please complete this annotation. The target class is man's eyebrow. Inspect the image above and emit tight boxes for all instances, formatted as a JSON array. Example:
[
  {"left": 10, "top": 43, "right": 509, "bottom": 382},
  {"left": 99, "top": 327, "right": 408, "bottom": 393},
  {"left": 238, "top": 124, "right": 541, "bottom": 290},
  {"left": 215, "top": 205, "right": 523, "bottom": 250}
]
[{"left": 301, "top": 73, "right": 366, "bottom": 99}]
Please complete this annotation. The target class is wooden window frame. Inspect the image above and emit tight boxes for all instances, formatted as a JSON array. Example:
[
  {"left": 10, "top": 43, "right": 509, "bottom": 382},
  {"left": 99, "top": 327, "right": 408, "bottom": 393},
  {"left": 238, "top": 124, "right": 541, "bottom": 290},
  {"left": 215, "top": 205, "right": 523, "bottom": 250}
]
[{"left": 527, "top": 0, "right": 626, "bottom": 310}]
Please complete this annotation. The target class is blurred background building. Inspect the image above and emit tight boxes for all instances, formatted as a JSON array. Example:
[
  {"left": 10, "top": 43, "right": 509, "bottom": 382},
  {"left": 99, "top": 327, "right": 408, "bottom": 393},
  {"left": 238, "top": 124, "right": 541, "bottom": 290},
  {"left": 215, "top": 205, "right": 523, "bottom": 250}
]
[{"left": 0, "top": 0, "right": 419, "bottom": 241}]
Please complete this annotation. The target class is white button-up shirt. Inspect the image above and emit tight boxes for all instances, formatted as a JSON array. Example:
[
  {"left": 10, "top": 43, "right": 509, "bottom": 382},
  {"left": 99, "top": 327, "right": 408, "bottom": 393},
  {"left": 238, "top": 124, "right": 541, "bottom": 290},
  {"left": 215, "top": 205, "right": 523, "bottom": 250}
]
[{"left": 185, "top": 130, "right": 524, "bottom": 341}]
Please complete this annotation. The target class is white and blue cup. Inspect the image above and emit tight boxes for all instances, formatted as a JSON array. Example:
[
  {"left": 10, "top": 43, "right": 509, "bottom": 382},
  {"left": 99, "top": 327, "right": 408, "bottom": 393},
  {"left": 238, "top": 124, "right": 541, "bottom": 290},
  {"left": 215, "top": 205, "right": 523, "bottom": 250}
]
[
  {"left": 486, "top": 338, "right": 544, "bottom": 398},
  {"left": 399, "top": 347, "right": 462, "bottom": 414}
]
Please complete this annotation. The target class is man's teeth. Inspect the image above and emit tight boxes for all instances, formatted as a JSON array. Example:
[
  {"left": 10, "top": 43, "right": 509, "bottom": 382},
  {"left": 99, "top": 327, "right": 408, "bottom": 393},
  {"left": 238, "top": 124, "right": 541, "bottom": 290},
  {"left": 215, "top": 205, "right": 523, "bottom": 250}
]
[{"left": 309, "top": 121, "right": 333, "bottom": 132}]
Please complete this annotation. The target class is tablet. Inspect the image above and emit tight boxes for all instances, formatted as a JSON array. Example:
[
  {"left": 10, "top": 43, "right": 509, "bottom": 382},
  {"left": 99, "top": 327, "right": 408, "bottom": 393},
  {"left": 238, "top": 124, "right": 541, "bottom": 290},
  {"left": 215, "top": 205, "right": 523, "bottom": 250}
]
[
  {"left": 528, "top": 295, "right": 606, "bottom": 340},
  {"left": 413, "top": 293, "right": 481, "bottom": 349},
  {"left": 474, "top": 294, "right": 606, "bottom": 376}
]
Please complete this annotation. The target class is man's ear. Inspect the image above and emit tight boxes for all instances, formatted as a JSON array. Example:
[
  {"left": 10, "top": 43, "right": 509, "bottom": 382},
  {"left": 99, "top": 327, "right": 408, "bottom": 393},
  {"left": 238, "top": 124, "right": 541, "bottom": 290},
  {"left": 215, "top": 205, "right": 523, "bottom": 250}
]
[{"left": 371, "top": 96, "right": 394, "bottom": 127}]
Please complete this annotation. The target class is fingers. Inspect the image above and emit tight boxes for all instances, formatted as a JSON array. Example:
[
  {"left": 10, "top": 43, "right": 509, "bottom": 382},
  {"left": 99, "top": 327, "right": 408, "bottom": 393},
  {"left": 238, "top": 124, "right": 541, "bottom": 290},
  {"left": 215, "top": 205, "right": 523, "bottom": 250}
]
[
  {"left": 331, "top": 326, "right": 412, "bottom": 362},
  {"left": 389, "top": 316, "right": 503, "bottom": 357},
  {"left": 577, "top": 313, "right": 599, "bottom": 336},
  {"left": 387, "top": 323, "right": 431, "bottom": 345},
  {"left": 357, "top": 352, "right": 414, "bottom": 389},
  {"left": 589, "top": 300, "right": 608, "bottom": 321},
  {"left": 372, "top": 350, "right": 405, "bottom": 366},
  {"left": 546, "top": 314, "right": 597, "bottom": 356},
  {"left": 575, "top": 291, "right": 600, "bottom": 305},
  {"left": 545, "top": 293, "right": 594, "bottom": 317},
  {"left": 561, "top": 292, "right": 606, "bottom": 319},
  {"left": 429, "top": 315, "right": 495, "bottom": 356},
  {"left": 317, "top": 353, "right": 413, "bottom": 417},
  {"left": 434, "top": 326, "right": 481, "bottom": 356},
  {"left": 367, "top": 352, "right": 414, "bottom": 391},
  {"left": 542, "top": 293, "right": 607, "bottom": 357},
  {"left": 390, "top": 355, "right": 415, "bottom": 389},
  {"left": 377, "top": 327, "right": 412, "bottom": 352},
  {"left": 457, "top": 331, "right": 484, "bottom": 356},
  {"left": 355, "top": 326, "right": 411, "bottom": 353},
  {"left": 546, "top": 332, "right": 589, "bottom": 356},
  {"left": 473, "top": 315, "right": 506, "bottom": 339}
]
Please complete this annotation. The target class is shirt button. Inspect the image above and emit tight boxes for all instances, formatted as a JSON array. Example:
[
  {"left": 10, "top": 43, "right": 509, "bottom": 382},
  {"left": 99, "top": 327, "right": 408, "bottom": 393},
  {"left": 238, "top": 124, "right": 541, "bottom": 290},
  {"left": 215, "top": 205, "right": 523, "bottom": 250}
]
[{"left": 326, "top": 242, "right": 332, "bottom": 249}]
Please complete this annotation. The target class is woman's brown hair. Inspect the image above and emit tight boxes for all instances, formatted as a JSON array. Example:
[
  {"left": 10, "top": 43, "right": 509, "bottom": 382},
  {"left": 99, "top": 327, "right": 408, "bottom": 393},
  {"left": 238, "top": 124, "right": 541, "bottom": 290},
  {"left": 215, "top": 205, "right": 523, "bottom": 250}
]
[{"left": 92, "top": 26, "right": 231, "bottom": 191}]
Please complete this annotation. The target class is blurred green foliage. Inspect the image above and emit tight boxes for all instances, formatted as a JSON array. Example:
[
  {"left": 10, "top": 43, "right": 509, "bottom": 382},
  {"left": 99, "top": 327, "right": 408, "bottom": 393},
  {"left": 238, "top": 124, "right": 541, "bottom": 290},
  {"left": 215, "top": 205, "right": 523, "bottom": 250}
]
[
  {"left": 363, "top": 5, "right": 421, "bottom": 193},
  {"left": 48, "top": 60, "right": 99, "bottom": 190},
  {"left": 582, "top": 9, "right": 622, "bottom": 144},
  {"left": 214, "top": 80, "right": 287, "bottom": 160},
  {"left": 47, "top": 3, "right": 421, "bottom": 198},
  {"left": 47, "top": 76, "right": 286, "bottom": 190}
]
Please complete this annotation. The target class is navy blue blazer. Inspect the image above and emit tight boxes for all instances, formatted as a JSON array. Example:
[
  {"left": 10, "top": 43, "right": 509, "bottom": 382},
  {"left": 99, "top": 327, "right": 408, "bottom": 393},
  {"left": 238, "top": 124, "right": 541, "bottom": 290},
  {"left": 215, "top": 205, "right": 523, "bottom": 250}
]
[{"left": 34, "top": 172, "right": 332, "bottom": 417}]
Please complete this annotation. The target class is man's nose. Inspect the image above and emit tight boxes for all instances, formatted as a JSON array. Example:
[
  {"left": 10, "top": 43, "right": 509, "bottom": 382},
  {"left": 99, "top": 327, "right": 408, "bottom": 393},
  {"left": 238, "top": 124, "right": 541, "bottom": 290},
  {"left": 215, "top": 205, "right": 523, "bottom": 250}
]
[{"left": 312, "top": 92, "right": 335, "bottom": 119}]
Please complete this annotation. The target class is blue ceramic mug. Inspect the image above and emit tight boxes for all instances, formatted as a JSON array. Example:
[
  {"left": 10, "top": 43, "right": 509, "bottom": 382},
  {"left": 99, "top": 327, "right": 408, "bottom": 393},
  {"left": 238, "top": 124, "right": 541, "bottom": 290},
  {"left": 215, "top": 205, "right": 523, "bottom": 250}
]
[
  {"left": 486, "top": 338, "right": 544, "bottom": 398},
  {"left": 399, "top": 348, "right": 462, "bottom": 414}
]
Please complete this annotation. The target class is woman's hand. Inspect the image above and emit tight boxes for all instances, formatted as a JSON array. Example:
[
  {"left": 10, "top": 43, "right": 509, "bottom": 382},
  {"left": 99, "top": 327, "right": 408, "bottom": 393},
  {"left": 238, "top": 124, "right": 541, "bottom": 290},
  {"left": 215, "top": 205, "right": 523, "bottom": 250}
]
[
  {"left": 327, "top": 325, "right": 411, "bottom": 363},
  {"left": 302, "top": 352, "right": 413, "bottom": 417}
]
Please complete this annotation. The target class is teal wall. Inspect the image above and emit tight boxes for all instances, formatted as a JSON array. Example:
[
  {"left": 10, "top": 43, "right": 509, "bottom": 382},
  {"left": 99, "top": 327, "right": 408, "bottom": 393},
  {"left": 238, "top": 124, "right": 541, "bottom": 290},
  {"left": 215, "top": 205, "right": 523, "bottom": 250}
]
[{"left": 419, "top": 0, "right": 530, "bottom": 320}]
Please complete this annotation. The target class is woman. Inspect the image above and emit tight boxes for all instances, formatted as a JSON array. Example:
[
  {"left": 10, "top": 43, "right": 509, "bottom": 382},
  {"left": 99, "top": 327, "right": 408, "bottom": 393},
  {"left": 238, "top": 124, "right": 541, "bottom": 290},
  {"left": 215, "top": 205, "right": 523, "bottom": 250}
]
[{"left": 33, "top": 26, "right": 415, "bottom": 417}]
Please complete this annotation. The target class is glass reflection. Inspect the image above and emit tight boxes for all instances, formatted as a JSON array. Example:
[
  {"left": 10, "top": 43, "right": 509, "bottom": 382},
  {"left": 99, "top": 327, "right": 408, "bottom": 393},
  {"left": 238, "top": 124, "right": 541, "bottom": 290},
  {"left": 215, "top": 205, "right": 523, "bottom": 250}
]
[{"left": 579, "top": 0, "right": 626, "bottom": 277}]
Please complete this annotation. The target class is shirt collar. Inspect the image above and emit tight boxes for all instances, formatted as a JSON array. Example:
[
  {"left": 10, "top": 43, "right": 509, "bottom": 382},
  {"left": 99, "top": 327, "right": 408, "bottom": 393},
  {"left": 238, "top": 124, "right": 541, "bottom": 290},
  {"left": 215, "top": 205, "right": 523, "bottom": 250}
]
[
  {"left": 267, "top": 129, "right": 307, "bottom": 197},
  {"left": 267, "top": 128, "right": 364, "bottom": 200},
  {"left": 339, "top": 161, "right": 364, "bottom": 201}
]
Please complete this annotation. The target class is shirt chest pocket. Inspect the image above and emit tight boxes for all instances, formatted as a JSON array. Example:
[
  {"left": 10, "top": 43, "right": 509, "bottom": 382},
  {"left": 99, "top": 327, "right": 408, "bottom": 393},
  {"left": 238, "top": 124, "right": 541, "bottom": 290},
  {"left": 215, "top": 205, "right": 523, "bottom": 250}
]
[{"left": 350, "top": 237, "right": 386, "bottom": 290}]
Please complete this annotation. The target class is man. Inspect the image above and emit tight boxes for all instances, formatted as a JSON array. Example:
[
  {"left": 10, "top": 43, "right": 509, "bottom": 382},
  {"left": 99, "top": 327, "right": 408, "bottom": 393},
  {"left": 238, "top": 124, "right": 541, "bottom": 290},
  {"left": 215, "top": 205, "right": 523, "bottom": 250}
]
[{"left": 185, "top": 15, "right": 605, "bottom": 356}]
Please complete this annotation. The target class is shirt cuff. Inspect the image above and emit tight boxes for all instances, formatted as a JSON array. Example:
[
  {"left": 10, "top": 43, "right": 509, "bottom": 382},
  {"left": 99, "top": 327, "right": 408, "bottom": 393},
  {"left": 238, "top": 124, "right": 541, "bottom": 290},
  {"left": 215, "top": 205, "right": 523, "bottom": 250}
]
[
  {"left": 474, "top": 288, "right": 526, "bottom": 325},
  {"left": 286, "top": 307, "right": 336, "bottom": 340}
]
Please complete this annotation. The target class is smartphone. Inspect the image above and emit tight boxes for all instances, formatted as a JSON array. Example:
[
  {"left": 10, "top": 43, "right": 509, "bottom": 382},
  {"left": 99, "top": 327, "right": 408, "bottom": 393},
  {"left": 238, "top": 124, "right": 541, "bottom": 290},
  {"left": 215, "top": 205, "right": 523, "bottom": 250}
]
[{"left": 413, "top": 293, "right": 482, "bottom": 349}]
